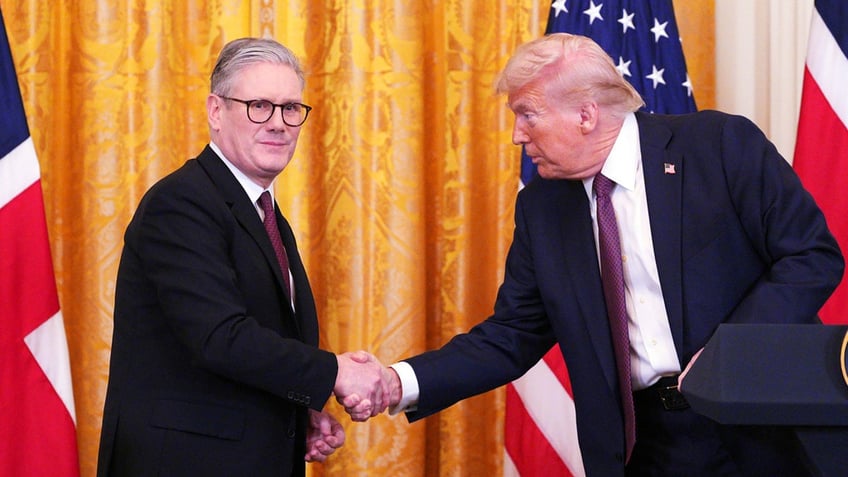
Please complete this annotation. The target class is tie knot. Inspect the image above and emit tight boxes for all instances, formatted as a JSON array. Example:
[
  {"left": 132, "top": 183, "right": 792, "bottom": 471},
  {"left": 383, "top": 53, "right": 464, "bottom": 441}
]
[
  {"left": 593, "top": 173, "right": 615, "bottom": 197},
  {"left": 258, "top": 190, "right": 274, "bottom": 217}
]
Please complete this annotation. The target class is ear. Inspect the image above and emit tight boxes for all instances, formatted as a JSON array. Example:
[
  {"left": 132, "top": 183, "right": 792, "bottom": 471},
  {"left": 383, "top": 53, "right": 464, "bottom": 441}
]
[
  {"left": 207, "top": 94, "right": 223, "bottom": 131},
  {"left": 578, "top": 102, "right": 599, "bottom": 133}
]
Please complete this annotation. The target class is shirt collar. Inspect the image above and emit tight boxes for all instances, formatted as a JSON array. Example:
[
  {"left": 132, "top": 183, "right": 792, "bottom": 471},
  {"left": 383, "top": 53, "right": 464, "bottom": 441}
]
[
  {"left": 599, "top": 112, "right": 641, "bottom": 192},
  {"left": 209, "top": 141, "right": 272, "bottom": 206}
]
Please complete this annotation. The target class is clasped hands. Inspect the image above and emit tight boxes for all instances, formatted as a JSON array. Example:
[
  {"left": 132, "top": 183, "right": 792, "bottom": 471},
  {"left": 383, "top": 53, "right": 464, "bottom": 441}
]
[
  {"left": 305, "top": 351, "right": 399, "bottom": 462},
  {"left": 334, "top": 351, "right": 401, "bottom": 421}
]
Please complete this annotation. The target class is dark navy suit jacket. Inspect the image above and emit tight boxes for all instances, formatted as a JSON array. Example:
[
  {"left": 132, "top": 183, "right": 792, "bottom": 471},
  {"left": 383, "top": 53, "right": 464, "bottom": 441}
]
[
  {"left": 404, "top": 111, "right": 844, "bottom": 476},
  {"left": 97, "top": 146, "right": 338, "bottom": 477}
]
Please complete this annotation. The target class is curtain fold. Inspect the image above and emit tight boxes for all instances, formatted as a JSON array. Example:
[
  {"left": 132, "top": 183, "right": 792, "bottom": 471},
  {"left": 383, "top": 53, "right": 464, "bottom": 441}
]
[{"left": 2, "top": 0, "right": 712, "bottom": 475}]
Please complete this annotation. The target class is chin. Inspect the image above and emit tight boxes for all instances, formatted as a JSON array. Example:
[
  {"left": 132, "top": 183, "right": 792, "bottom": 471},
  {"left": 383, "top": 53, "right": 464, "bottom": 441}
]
[
  {"left": 535, "top": 168, "right": 554, "bottom": 179},
  {"left": 536, "top": 169, "right": 570, "bottom": 180}
]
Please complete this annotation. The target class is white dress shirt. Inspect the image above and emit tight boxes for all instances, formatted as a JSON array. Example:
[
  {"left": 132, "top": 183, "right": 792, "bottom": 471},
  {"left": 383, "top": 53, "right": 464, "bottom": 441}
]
[{"left": 586, "top": 113, "right": 680, "bottom": 390}]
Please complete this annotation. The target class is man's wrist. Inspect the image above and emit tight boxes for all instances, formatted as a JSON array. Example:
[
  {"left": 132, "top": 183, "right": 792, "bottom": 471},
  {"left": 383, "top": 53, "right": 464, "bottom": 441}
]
[
  {"left": 388, "top": 361, "right": 419, "bottom": 415},
  {"left": 387, "top": 367, "right": 403, "bottom": 408}
]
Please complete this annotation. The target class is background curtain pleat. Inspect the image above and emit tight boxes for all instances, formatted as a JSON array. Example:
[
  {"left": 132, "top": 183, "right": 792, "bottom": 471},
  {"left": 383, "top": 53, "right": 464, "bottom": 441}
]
[{"left": 0, "top": 1, "right": 712, "bottom": 475}]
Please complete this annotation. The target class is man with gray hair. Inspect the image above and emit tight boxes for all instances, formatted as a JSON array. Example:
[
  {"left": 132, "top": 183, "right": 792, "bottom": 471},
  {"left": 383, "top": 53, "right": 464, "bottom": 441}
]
[{"left": 97, "top": 37, "right": 389, "bottom": 477}]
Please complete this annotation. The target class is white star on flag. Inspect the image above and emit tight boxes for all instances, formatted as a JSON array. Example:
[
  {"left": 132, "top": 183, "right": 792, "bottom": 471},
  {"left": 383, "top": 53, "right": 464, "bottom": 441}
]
[
  {"left": 583, "top": 1, "right": 603, "bottom": 25},
  {"left": 651, "top": 18, "right": 669, "bottom": 42},
  {"left": 618, "top": 9, "right": 635, "bottom": 34},
  {"left": 682, "top": 74, "right": 693, "bottom": 97},
  {"left": 552, "top": 0, "right": 569, "bottom": 17},
  {"left": 646, "top": 65, "right": 666, "bottom": 88},
  {"left": 616, "top": 56, "right": 632, "bottom": 77}
]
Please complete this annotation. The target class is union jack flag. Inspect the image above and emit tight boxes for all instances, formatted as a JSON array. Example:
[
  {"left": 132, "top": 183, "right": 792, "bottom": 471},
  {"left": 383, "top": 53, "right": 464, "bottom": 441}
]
[{"left": 1, "top": 7, "right": 80, "bottom": 476}]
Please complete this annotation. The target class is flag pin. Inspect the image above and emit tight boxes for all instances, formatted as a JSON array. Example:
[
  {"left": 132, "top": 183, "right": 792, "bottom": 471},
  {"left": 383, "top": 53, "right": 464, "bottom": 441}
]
[{"left": 664, "top": 163, "right": 676, "bottom": 175}]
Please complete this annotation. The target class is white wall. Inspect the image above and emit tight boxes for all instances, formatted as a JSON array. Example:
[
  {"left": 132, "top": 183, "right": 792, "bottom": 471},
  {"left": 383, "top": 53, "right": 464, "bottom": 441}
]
[{"left": 715, "top": 0, "right": 814, "bottom": 164}]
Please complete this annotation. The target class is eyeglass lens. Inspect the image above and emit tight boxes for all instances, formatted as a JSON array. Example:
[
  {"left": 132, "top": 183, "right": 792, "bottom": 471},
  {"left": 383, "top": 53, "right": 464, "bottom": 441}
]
[{"left": 248, "top": 100, "right": 308, "bottom": 126}]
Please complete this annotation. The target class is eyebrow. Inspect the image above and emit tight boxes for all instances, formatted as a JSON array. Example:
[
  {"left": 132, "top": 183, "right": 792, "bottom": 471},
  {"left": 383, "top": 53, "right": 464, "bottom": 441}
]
[{"left": 508, "top": 101, "right": 534, "bottom": 113}]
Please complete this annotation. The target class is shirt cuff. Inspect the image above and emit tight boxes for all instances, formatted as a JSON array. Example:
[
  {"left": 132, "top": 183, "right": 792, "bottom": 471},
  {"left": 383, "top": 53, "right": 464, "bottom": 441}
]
[{"left": 388, "top": 361, "right": 419, "bottom": 415}]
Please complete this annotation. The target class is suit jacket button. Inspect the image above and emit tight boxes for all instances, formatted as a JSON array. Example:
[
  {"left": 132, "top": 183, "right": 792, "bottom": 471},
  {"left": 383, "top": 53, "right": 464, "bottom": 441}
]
[{"left": 287, "top": 429, "right": 296, "bottom": 438}]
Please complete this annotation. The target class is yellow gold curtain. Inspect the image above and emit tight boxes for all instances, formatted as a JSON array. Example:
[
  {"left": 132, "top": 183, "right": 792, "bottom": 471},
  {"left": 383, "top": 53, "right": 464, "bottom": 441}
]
[{"left": 1, "top": 0, "right": 712, "bottom": 475}]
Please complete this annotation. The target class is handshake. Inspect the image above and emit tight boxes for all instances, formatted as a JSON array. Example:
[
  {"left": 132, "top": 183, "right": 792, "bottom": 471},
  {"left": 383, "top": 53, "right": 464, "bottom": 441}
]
[
  {"left": 305, "top": 352, "right": 401, "bottom": 462},
  {"left": 333, "top": 351, "right": 402, "bottom": 421}
]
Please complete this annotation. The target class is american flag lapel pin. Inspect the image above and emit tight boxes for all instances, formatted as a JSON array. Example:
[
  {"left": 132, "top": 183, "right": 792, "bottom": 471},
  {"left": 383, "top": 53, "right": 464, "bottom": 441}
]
[{"left": 664, "top": 163, "right": 676, "bottom": 175}]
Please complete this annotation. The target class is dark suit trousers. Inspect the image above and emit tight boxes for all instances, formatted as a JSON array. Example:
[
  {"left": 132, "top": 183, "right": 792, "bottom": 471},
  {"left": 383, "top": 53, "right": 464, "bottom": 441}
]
[{"left": 626, "top": 383, "right": 815, "bottom": 477}]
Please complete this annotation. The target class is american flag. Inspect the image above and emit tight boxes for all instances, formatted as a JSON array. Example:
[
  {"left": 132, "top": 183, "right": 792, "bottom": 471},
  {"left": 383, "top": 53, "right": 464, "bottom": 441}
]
[
  {"left": 793, "top": 0, "right": 848, "bottom": 327},
  {"left": 504, "top": 1, "right": 696, "bottom": 476},
  {"left": 0, "top": 8, "right": 80, "bottom": 476}
]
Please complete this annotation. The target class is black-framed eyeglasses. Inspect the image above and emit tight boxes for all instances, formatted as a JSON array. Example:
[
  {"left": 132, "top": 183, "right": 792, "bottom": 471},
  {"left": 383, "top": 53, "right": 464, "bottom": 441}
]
[{"left": 219, "top": 96, "right": 312, "bottom": 127}]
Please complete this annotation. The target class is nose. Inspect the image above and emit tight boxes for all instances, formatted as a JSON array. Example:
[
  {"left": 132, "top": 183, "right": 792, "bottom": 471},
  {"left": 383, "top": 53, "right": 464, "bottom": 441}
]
[
  {"left": 266, "top": 106, "right": 288, "bottom": 131},
  {"left": 512, "top": 122, "right": 529, "bottom": 145}
]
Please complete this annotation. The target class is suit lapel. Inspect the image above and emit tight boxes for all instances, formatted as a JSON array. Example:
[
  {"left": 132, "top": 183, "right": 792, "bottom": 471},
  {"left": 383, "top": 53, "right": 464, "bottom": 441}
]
[
  {"left": 552, "top": 181, "right": 621, "bottom": 393},
  {"left": 637, "top": 113, "right": 685, "bottom": 355},
  {"left": 196, "top": 147, "right": 305, "bottom": 339},
  {"left": 276, "top": 209, "right": 319, "bottom": 346}
]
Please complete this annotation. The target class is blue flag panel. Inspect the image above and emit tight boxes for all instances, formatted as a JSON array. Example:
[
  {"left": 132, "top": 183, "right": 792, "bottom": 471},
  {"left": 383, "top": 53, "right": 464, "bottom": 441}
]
[{"left": 1, "top": 7, "right": 30, "bottom": 158}]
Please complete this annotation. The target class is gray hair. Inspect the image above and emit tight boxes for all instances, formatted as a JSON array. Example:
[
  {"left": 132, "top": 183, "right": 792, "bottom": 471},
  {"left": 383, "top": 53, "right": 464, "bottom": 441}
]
[
  {"left": 210, "top": 38, "right": 305, "bottom": 96},
  {"left": 496, "top": 33, "right": 644, "bottom": 116}
]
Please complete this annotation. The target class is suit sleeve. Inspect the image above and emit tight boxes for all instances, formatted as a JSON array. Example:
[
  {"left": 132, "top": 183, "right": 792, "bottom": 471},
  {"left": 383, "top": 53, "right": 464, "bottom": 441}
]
[
  {"left": 719, "top": 114, "right": 844, "bottom": 324},
  {"left": 404, "top": 192, "right": 557, "bottom": 421},
  {"left": 126, "top": 175, "right": 337, "bottom": 410}
]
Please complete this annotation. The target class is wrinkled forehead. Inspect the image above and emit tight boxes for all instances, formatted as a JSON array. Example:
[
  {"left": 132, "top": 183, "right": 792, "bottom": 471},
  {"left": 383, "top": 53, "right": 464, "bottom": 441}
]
[
  {"left": 230, "top": 63, "right": 303, "bottom": 98},
  {"left": 506, "top": 76, "right": 555, "bottom": 112}
]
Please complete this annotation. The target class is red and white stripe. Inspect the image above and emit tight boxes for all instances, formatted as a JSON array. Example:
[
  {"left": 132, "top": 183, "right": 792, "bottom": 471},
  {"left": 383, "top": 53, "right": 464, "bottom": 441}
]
[
  {"left": 793, "top": 5, "right": 848, "bottom": 325},
  {"left": 0, "top": 137, "right": 80, "bottom": 475},
  {"left": 504, "top": 347, "right": 584, "bottom": 476}
]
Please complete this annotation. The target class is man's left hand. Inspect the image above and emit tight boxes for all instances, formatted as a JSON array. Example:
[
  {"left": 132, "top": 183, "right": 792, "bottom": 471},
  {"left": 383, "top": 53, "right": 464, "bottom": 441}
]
[{"left": 305, "top": 409, "right": 345, "bottom": 462}]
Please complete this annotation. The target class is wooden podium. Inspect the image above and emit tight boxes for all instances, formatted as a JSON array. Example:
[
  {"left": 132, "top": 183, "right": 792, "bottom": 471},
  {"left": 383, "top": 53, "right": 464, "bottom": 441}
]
[{"left": 682, "top": 324, "right": 848, "bottom": 477}]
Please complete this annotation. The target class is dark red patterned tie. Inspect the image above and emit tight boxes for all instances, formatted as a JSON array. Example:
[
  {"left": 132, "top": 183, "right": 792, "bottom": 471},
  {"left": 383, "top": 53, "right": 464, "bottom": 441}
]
[
  {"left": 593, "top": 173, "right": 636, "bottom": 462},
  {"left": 258, "top": 191, "right": 292, "bottom": 299}
]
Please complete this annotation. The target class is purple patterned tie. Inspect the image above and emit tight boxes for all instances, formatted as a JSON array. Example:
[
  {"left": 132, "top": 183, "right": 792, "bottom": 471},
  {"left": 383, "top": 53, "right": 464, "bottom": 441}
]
[
  {"left": 258, "top": 191, "right": 292, "bottom": 299},
  {"left": 593, "top": 173, "right": 636, "bottom": 462}
]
